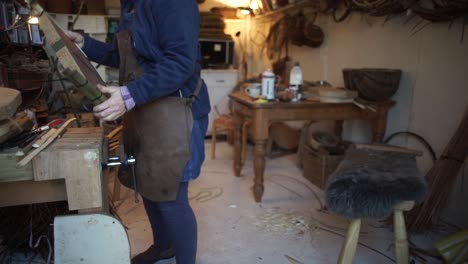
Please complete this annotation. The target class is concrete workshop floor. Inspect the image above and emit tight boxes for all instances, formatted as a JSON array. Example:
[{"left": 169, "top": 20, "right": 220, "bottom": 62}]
[{"left": 113, "top": 141, "right": 442, "bottom": 264}]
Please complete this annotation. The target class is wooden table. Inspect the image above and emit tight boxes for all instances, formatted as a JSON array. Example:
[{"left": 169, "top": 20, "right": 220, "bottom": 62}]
[
  {"left": 229, "top": 92, "right": 395, "bottom": 202},
  {"left": 0, "top": 127, "right": 106, "bottom": 212}
]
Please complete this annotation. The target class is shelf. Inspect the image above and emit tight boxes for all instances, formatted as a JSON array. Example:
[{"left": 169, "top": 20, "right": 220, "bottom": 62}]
[{"left": 254, "top": 0, "right": 309, "bottom": 19}]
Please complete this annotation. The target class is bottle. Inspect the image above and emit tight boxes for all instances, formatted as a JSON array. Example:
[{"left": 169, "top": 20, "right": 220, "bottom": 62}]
[
  {"left": 262, "top": 69, "right": 275, "bottom": 100},
  {"left": 289, "top": 62, "right": 303, "bottom": 102}
]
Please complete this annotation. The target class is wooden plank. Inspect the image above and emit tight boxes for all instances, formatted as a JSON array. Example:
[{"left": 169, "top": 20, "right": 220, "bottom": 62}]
[
  {"left": 0, "top": 87, "right": 21, "bottom": 120},
  {"left": 32, "top": 128, "right": 57, "bottom": 148},
  {"left": 106, "top": 125, "right": 122, "bottom": 140},
  {"left": 0, "top": 179, "right": 67, "bottom": 208},
  {"left": 0, "top": 152, "right": 34, "bottom": 183},
  {"left": 32, "top": 127, "right": 104, "bottom": 211},
  {"left": 355, "top": 144, "right": 423, "bottom": 156}
]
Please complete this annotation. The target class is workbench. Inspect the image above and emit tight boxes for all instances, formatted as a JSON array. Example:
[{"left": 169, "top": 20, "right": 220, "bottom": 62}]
[
  {"left": 228, "top": 91, "right": 395, "bottom": 202},
  {"left": 0, "top": 127, "right": 106, "bottom": 211}
]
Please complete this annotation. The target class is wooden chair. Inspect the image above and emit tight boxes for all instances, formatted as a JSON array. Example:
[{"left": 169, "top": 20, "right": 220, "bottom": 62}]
[{"left": 211, "top": 114, "right": 251, "bottom": 163}]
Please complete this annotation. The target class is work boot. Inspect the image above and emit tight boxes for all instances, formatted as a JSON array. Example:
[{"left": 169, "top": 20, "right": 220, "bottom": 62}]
[{"left": 131, "top": 245, "right": 175, "bottom": 264}]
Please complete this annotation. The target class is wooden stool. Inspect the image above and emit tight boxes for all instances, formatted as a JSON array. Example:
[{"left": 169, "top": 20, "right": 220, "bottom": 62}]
[
  {"left": 326, "top": 145, "right": 427, "bottom": 264},
  {"left": 211, "top": 114, "right": 251, "bottom": 163},
  {"left": 338, "top": 201, "right": 415, "bottom": 264}
]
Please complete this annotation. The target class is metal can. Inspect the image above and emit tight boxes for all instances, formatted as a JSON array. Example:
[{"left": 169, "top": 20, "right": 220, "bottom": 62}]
[{"left": 262, "top": 69, "right": 275, "bottom": 100}]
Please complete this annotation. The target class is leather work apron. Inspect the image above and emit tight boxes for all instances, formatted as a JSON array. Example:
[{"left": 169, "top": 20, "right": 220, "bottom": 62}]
[{"left": 116, "top": 31, "right": 201, "bottom": 202}]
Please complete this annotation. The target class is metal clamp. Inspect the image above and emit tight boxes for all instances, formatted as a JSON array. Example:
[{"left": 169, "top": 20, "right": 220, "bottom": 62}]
[{"left": 104, "top": 155, "right": 139, "bottom": 203}]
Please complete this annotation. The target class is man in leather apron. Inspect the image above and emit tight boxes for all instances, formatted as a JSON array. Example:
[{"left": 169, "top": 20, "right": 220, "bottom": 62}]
[{"left": 66, "top": 1, "right": 210, "bottom": 263}]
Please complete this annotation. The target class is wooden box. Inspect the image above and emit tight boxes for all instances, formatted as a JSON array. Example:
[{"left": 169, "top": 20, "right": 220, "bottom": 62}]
[{"left": 301, "top": 145, "right": 343, "bottom": 189}]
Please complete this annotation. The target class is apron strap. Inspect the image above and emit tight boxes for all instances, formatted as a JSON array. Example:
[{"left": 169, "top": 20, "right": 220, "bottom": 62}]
[
  {"left": 189, "top": 77, "right": 202, "bottom": 102},
  {"left": 189, "top": 44, "right": 203, "bottom": 102}
]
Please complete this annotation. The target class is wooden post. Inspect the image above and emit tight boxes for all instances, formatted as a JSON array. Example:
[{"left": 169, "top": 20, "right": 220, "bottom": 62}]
[
  {"left": 112, "top": 167, "right": 121, "bottom": 202},
  {"left": 211, "top": 120, "right": 217, "bottom": 159},
  {"left": 233, "top": 112, "right": 243, "bottom": 177},
  {"left": 253, "top": 140, "right": 267, "bottom": 202},
  {"left": 393, "top": 201, "right": 415, "bottom": 264},
  {"left": 338, "top": 219, "right": 361, "bottom": 264},
  {"left": 241, "top": 119, "right": 250, "bottom": 164}
]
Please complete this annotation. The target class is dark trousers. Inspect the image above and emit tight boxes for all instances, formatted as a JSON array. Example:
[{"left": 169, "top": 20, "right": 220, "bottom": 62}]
[{"left": 142, "top": 182, "right": 197, "bottom": 264}]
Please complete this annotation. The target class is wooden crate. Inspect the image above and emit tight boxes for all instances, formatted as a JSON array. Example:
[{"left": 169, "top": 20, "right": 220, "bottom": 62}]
[{"left": 301, "top": 145, "right": 343, "bottom": 190}]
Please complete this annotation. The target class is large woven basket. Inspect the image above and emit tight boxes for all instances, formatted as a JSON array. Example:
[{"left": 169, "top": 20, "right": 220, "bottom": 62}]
[{"left": 343, "top": 68, "right": 402, "bottom": 102}]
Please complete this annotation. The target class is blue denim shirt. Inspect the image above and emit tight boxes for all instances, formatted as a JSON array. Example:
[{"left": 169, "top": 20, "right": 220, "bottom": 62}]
[{"left": 82, "top": 0, "right": 209, "bottom": 181}]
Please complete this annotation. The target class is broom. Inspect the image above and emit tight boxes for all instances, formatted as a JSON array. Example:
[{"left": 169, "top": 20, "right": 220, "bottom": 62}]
[{"left": 407, "top": 108, "right": 468, "bottom": 232}]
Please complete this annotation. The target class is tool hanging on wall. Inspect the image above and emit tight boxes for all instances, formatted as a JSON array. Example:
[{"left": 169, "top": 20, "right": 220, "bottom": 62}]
[{"left": 27, "top": 0, "right": 107, "bottom": 106}]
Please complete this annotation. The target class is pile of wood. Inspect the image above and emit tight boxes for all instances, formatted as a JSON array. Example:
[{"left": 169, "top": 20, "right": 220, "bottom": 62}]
[{"left": 200, "top": 12, "right": 232, "bottom": 40}]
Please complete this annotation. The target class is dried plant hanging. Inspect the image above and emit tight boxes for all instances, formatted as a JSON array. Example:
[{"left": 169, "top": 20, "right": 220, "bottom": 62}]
[{"left": 313, "top": 0, "right": 468, "bottom": 41}]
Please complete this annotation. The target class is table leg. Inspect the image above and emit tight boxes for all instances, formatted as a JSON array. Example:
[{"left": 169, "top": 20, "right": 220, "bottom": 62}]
[
  {"left": 372, "top": 109, "right": 389, "bottom": 143},
  {"left": 233, "top": 113, "right": 243, "bottom": 177},
  {"left": 334, "top": 120, "right": 344, "bottom": 139},
  {"left": 253, "top": 140, "right": 267, "bottom": 202}
]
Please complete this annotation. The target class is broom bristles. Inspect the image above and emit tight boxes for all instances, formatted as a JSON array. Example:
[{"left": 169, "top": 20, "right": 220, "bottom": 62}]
[{"left": 407, "top": 108, "right": 468, "bottom": 232}]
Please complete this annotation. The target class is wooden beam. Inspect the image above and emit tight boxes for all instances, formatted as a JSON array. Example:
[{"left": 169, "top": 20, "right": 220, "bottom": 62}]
[{"left": 0, "top": 179, "right": 67, "bottom": 208}]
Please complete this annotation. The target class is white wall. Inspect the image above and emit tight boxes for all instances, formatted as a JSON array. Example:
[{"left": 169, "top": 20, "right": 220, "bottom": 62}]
[{"left": 248, "top": 13, "right": 468, "bottom": 226}]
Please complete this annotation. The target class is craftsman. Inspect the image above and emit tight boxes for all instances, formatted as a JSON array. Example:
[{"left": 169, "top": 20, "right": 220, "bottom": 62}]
[{"left": 66, "top": 1, "right": 210, "bottom": 264}]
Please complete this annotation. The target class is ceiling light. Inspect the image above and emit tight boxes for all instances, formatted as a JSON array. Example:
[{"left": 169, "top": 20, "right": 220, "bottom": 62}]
[{"left": 28, "top": 16, "right": 39, "bottom": 24}]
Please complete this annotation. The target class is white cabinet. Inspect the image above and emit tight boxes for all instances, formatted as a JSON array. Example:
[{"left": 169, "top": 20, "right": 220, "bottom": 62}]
[{"left": 201, "top": 69, "right": 239, "bottom": 135}]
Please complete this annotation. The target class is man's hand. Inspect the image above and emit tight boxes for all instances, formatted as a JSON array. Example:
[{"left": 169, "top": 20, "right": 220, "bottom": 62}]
[
  {"left": 65, "top": 30, "right": 84, "bottom": 48},
  {"left": 93, "top": 84, "right": 126, "bottom": 121}
]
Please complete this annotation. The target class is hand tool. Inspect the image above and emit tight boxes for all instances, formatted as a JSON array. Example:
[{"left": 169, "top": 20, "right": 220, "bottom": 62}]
[{"left": 17, "top": 118, "right": 77, "bottom": 167}]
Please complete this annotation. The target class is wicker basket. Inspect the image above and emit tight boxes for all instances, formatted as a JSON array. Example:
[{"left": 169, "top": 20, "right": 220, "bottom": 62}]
[{"left": 301, "top": 144, "right": 344, "bottom": 190}]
